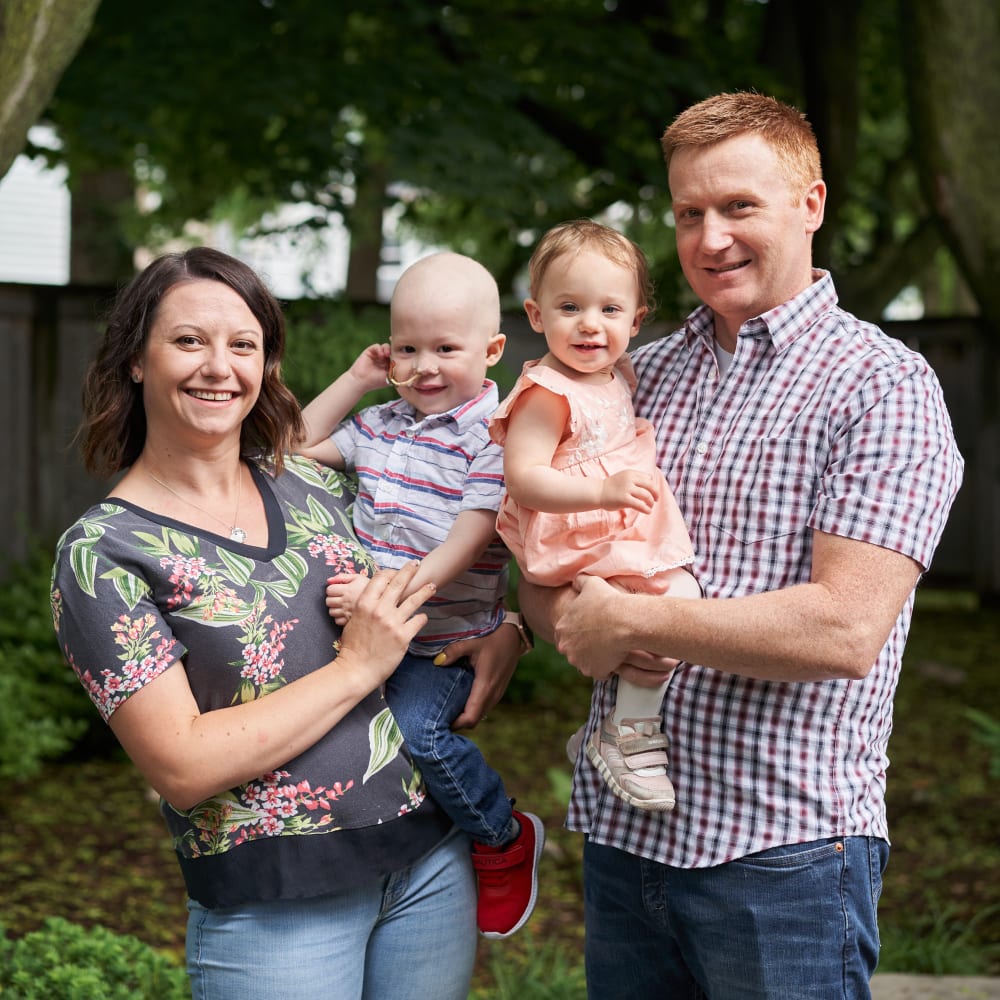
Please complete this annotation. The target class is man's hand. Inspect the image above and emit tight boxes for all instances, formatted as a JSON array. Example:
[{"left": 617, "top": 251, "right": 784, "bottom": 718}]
[
  {"left": 435, "top": 623, "right": 522, "bottom": 729},
  {"left": 553, "top": 576, "right": 676, "bottom": 684}
]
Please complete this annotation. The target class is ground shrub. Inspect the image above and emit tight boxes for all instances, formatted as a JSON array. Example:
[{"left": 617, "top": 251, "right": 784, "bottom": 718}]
[{"left": 0, "top": 918, "right": 188, "bottom": 999}]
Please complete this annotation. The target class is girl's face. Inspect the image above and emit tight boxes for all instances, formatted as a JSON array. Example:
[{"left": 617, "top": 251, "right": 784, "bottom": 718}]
[
  {"left": 524, "top": 249, "right": 646, "bottom": 382},
  {"left": 133, "top": 279, "right": 265, "bottom": 450}
]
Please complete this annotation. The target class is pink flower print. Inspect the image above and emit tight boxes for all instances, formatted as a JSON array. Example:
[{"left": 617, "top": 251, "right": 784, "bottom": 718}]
[
  {"left": 238, "top": 615, "right": 298, "bottom": 690},
  {"left": 159, "top": 554, "right": 214, "bottom": 610},
  {"left": 307, "top": 533, "right": 364, "bottom": 573}
]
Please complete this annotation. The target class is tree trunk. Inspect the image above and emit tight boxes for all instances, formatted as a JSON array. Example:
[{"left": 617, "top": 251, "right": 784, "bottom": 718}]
[
  {"left": 0, "top": 0, "right": 100, "bottom": 180},
  {"left": 345, "top": 156, "right": 388, "bottom": 304},
  {"left": 901, "top": 0, "right": 1000, "bottom": 338},
  {"left": 69, "top": 167, "right": 135, "bottom": 285}
]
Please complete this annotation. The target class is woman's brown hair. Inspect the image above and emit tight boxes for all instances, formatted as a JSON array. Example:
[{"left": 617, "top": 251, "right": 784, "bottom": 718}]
[{"left": 79, "top": 247, "right": 304, "bottom": 478}]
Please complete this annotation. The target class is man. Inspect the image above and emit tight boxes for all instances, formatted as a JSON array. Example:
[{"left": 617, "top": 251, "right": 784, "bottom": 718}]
[{"left": 521, "top": 92, "right": 964, "bottom": 997}]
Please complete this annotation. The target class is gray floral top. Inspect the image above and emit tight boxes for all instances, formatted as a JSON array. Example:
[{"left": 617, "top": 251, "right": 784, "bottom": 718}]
[{"left": 51, "top": 456, "right": 449, "bottom": 907}]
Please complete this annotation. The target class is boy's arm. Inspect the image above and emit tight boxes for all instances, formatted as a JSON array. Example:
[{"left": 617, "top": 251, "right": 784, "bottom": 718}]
[
  {"left": 325, "top": 510, "right": 496, "bottom": 622},
  {"left": 297, "top": 343, "right": 391, "bottom": 460},
  {"left": 404, "top": 509, "right": 499, "bottom": 597},
  {"left": 504, "top": 387, "right": 658, "bottom": 513}
]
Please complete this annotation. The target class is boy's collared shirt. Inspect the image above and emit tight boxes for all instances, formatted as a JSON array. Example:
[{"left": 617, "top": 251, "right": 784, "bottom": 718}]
[{"left": 332, "top": 379, "right": 508, "bottom": 656}]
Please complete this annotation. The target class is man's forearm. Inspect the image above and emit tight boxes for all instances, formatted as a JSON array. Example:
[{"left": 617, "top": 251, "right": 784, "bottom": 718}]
[{"left": 517, "top": 579, "right": 574, "bottom": 646}]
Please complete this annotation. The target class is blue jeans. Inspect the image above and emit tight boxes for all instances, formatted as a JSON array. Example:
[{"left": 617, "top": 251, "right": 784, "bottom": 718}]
[
  {"left": 385, "top": 652, "right": 513, "bottom": 845},
  {"left": 584, "top": 835, "right": 887, "bottom": 999},
  {"left": 186, "top": 826, "right": 477, "bottom": 1000}
]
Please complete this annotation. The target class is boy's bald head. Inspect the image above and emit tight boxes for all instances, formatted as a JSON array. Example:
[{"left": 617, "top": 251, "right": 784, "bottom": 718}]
[{"left": 391, "top": 252, "right": 501, "bottom": 342}]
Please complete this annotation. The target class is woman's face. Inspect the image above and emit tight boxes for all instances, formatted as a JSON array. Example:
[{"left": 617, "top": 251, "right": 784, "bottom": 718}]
[{"left": 133, "top": 279, "right": 265, "bottom": 451}]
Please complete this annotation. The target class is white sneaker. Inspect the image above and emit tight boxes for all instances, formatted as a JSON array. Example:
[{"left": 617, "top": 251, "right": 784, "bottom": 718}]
[{"left": 586, "top": 716, "right": 676, "bottom": 811}]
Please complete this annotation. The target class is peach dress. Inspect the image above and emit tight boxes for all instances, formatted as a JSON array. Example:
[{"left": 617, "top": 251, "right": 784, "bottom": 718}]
[{"left": 489, "top": 359, "right": 694, "bottom": 592}]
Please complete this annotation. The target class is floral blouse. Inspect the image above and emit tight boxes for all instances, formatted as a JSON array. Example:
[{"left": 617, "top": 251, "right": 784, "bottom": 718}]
[{"left": 50, "top": 455, "right": 450, "bottom": 908}]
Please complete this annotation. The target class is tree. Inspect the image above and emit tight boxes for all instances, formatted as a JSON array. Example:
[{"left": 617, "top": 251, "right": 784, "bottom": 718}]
[
  {"left": 32, "top": 0, "right": 1000, "bottom": 329},
  {"left": 902, "top": 0, "right": 1000, "bottom": 337},
  {"left": 0, "top": 0, "right": 99, "bottom": 180}
]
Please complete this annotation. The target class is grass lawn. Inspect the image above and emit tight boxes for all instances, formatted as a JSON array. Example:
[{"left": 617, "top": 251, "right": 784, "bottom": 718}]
[{"left": 1, "top": 589, "right": 997, "bottom": 990}]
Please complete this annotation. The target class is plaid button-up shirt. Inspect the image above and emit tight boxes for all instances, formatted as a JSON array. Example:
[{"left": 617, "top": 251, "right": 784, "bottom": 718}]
[
  {"left": 566, "top": 271, "right": 964, "bottom": 867},
  {"left": 332, "top": 380, "right": 508, "bottom": 656}
]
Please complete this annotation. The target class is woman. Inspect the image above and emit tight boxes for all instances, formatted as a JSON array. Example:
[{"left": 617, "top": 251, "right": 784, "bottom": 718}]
[{"left": 50, "top": 247, "right": 521, "bottom": 998}]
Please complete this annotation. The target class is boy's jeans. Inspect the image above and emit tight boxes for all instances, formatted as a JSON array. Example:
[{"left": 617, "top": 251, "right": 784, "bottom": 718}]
[{"left": 385, "top": 651, "right": 513, "bottom": 846}]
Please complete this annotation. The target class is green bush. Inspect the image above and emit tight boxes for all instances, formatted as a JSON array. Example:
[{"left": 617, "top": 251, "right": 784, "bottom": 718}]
[
  {"left": 0, "top": 918, "right": 188, "bottom": 999},
  {"left": 0, "top": 548, "right": 102, "bottom": 781},
  {"left": 282, "top": 299, "right": 394, "bottom": 406}
]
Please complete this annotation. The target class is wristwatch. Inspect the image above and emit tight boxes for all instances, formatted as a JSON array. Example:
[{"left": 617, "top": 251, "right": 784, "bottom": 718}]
[{"left": 502, "top": 610, "right": 534, "bottom": 655}]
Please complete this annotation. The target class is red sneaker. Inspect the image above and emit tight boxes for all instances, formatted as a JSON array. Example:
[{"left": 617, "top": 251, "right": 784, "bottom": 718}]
[{"left": 471, "top": 809, "right": 545, "bottom": 939}]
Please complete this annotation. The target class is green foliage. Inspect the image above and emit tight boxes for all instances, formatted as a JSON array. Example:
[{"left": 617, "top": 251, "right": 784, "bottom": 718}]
[
  {"left": 878, "top": 902, "right": 1000, "bottom": 976},
  {"left": 0, "top": 548, "right": 98, "bottom": 780},
  {"left": 0, "top": 918, "right": 188, "bottom": 999},
  {"left": 471, "top": 932, "right": 587, "bottom": 999},
  {"left": 282, "top": 300, "right": 393, "bottom": 406},
  {"left": 966, "top": 708, "right": 1000, "bottom": 779}
]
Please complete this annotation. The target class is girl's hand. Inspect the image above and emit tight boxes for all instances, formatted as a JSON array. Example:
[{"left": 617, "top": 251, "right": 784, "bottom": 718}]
[
  {"left": 599, "top": 469, "right": 660, "bottom": 513},
  {"left": 338, "top": 564, "right": 433, "bottom": 684},
  {"left": 326, "top": 573, "right": 369, "bottom": 625}
]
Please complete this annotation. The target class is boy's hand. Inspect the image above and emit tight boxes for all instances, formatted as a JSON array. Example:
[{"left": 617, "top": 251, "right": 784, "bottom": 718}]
[
  {"left": 599, "top": 469, "right": 660, "bottom": 513},
  {"left": 326, "top": 573, "right": 370, "bottom": 625},
  {"left": 348, "top": 343, "right": 393, "bottom": 394}
]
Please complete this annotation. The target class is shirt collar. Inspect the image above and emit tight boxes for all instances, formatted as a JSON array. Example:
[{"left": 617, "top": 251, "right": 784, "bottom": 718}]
[
  {"left": 684, "top": 270, "right": 838, "bottom": 354},
  {"left": 386, "top": 379, "right": 500, "bottom": 431}
]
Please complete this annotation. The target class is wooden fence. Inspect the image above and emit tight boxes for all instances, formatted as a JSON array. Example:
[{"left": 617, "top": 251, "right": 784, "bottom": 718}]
[{"left": 2, "top": 284, "right": 996, "bottom": 597}]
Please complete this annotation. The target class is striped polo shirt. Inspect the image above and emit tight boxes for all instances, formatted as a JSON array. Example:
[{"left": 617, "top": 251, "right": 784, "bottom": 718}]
[
  {"left": 332, "top": 380, "right": 508, "bottom": 656},
  {"left": 567, "top": 270, "right": 964, "bottom": 868}
]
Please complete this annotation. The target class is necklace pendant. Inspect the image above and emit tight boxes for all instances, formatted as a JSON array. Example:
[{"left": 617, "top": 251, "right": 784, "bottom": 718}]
[{"left": 229, "top": 527, "right": 247, "bottom": 543}]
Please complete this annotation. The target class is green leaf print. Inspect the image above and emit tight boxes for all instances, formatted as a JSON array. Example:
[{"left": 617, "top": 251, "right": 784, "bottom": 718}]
[
  {"left": 133, "top": 528, "right": 197, "bottom": 559},
  {"left": 363, "top": 708, "right": 404, "bottom": 784},
  {"left": 271, "top": 550, "right": 309, "bottom": 591},
  {"left": 218, "top": 548, "right": 255, "bottom": 587},
  {"left": 100, "top": 566, "right": 151, "bottom": 610},
  {"left": 286, "top": 455, "right": 353, "bottom": 498},
  {"left": 68, "top": 536, "right": 100, "bottom": 598},
  {"left": 172, "top": 596, "right": 255, "bottom": 626}
]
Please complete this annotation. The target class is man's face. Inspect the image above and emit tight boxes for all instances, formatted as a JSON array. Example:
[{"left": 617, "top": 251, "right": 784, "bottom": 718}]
[{"left": 668, "top": 132, "right": 825, "bottom": 347}]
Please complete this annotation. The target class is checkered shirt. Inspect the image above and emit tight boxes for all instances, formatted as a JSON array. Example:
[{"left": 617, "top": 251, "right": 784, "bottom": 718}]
[
  {"left": 332, "top": 380, "right": 508, "bottom": 656},
  {"left": 566, "top": 271, "right": 964, "bottom": 867}
]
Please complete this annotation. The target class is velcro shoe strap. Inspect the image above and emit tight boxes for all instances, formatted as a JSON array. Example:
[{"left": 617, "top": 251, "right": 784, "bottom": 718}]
[
  {"left": 615, "top": 731, "right": 669, "bottom": 756},
  {"left": 622, "top": 749, "right": 670, "bottom": 771},
  {"left": 472, "top": 843, "right": 524, "bottom": 871}
]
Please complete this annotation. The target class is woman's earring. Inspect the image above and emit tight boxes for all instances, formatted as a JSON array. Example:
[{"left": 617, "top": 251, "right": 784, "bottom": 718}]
[{"left": 131, "top": 371, "right": 142, "bottom": 383}]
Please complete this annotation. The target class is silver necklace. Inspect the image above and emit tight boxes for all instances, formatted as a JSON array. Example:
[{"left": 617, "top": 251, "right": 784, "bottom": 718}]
[{"left": 147, "top": 466, "right": 247, "bottom": 543}]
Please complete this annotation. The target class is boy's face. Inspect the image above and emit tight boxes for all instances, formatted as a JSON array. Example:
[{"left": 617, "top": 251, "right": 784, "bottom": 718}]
[{"left": 389, "top": 307, "right": 504, "bottom": 419}]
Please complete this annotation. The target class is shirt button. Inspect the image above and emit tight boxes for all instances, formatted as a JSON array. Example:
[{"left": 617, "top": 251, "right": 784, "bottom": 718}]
[{"left": 695, "top": 441, "right": 709, "bottom": 456}]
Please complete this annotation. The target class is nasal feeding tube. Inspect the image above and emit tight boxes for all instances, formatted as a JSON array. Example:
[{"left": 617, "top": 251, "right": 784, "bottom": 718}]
[{"left": 385, "top": 359, "right": 435, "bottom": 387}]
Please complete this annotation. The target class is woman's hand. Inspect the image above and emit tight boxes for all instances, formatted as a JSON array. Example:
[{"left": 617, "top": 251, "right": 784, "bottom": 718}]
[
  {"left": 337, "top": 563, "right": 434, "bottom": 685},
  {"left": 434, "top": 622, "right": 523, "bottom": 729}
]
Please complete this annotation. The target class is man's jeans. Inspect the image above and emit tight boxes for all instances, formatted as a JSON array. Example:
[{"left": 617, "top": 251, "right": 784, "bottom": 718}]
[
  {"left": 584, "top": 835, "right": 887, "bottom": 998},
  {"left": 385, "top": 651, "right": 513, "bottom": 845}
]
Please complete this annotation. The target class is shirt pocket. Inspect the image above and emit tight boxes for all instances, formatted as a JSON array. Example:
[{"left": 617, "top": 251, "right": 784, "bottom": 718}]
[{"left": 710, "top": 436, "right": 819, "bottom": 546}]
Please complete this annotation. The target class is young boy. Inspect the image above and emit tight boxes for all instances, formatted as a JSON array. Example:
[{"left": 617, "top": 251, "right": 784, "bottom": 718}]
[{"left": 298, "top": 251, "right": 543, "bottom": 939}]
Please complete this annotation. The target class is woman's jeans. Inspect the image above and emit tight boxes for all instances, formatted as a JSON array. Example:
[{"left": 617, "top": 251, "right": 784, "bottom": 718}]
[
  {"left": 186, "top": 825, "right": 476, "bottom": 1000},
  {"left": 385, "top": 651, "right": 513, "bottom": 845},
  {"left": 583, "top": 835, "right": 888, "bottom": 999}
]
